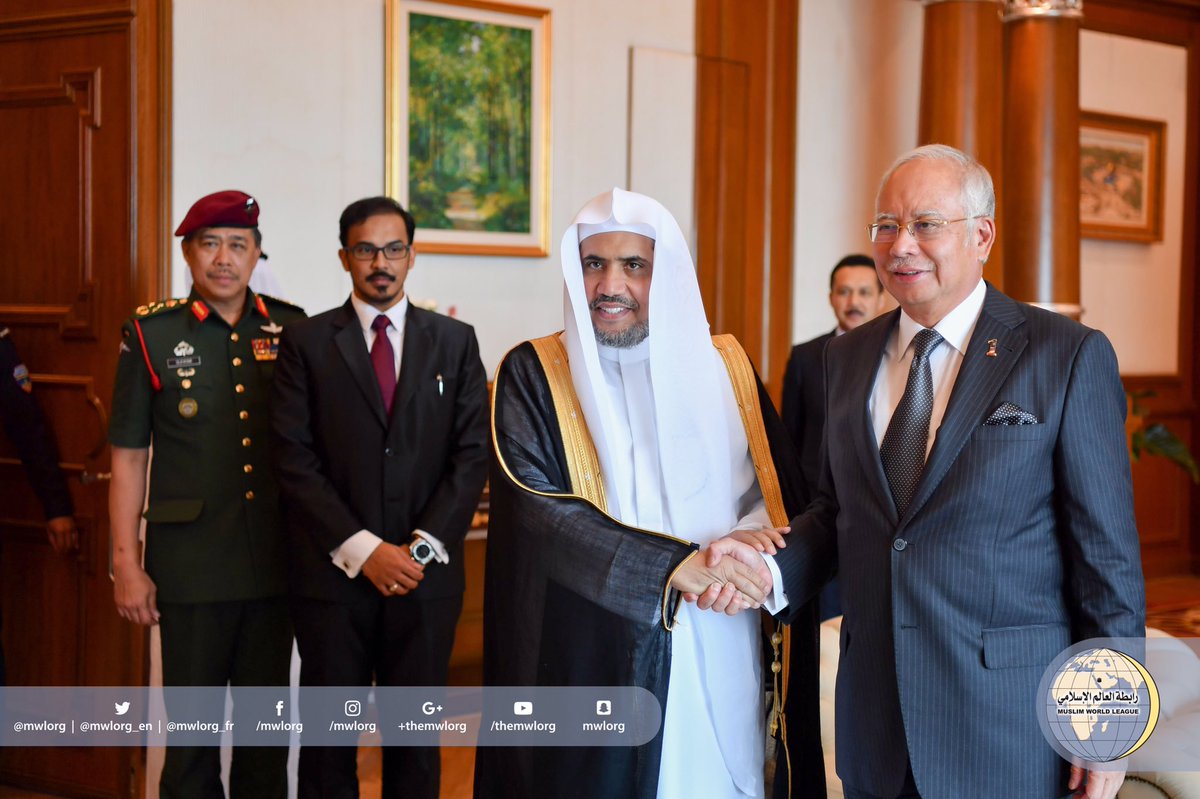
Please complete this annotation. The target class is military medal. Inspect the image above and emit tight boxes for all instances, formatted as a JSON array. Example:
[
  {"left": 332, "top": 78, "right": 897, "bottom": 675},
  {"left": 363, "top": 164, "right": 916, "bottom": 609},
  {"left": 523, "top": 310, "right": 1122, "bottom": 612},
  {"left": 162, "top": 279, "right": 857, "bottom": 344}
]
[
  {"left": 178, "top": 397, "right": 199, "bottom": 418},
  {"left": 252, "top": 337, "right": 279, "bottom": 361}
]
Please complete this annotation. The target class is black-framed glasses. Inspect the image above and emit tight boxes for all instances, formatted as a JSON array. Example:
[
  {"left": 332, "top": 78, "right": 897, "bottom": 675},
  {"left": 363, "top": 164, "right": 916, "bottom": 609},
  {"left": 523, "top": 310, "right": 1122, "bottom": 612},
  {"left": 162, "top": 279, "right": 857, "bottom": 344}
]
[
  {"left": 347, "top": 240, "right": 412, "bottom": 261},
  {"left": 867, "top": 216, "right": 984, "bottom": 243}
]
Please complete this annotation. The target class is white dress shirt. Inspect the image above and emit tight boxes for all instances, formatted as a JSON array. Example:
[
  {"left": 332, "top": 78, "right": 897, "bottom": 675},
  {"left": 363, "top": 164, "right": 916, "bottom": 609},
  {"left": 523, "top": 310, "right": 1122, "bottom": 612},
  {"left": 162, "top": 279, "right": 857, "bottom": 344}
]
[
  {"left": 869, "top": 278, "right": 987, "bottom": 453},
  {"left": 767, "top": 279, "right": 987, "bottom": 613},
  {"left": 330, "top": 294, "right": 450, "bottom": 577}
]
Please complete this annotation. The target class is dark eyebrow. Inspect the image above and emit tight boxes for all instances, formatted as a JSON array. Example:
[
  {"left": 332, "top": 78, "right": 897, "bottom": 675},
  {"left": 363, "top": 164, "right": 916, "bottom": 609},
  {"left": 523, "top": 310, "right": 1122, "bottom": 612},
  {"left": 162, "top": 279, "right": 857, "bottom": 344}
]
[
  {"left": 580, "top": 253, "right": 650, "bottom": 264},
  {"left": 201, "top": 231, "right": 250, "bottom": 243},
  {"left": 352, "top": 238, "right": 407, "bottom": 248}
]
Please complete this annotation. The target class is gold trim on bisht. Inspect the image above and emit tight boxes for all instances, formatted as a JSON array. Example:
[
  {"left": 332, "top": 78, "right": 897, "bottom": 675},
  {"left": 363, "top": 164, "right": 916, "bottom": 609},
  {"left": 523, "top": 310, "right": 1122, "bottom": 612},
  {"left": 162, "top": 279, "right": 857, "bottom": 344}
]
[
  {"left": 712, "top": 333, "right": 793, "bottom": 794},
  {"left": 493, "top": 336, "right": 691, "bottom": 633},
  {"left": 529, "top": 334, "right": 609, "bottom": 513},
  {"left": 711, "top": 335, "right": 788, "bottom": 526}
]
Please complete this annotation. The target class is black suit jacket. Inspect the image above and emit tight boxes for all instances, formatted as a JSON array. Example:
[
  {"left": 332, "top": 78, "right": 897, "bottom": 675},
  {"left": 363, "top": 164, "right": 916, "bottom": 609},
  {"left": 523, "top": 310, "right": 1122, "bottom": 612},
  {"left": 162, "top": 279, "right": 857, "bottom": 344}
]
[
  {"left": 774, "top": 285, "right": 1145, "bottom": 798},
  {"left": 270, "top": 300, "right": 489, "bottom": 603},
  {"left": 0, "top": 328, "right": 73, "bottom": 520},
  {"left": 780, "top": 330, "right": 834, "bottom": 500}
]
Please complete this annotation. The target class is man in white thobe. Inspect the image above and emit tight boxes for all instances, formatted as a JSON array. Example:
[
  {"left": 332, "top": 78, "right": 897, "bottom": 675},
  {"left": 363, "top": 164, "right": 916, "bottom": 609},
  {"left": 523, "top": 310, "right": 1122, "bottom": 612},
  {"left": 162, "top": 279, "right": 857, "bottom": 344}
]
[{"left": 477, "top": 188, "right": 823, "bottom": 799}]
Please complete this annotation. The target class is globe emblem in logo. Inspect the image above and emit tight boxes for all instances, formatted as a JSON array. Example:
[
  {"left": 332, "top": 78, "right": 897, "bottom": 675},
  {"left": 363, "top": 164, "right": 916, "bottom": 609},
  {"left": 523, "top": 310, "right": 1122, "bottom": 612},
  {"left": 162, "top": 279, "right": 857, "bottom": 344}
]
[{"left": 1043, "top": 648, "right": 1159, "bottom": 763}]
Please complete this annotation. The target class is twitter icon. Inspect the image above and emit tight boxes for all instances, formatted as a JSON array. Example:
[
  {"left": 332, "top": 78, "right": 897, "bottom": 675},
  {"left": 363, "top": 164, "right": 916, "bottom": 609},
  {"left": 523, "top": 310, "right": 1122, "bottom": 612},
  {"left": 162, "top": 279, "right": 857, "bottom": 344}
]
[{"left": 114, "top": 701, "right": 130, "bottom": 716}]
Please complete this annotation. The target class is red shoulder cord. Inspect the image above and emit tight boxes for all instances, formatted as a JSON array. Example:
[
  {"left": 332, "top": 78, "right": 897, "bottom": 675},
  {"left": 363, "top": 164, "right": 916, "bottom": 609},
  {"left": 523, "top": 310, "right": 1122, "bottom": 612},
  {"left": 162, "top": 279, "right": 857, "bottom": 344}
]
[{"left": 132, "top": 319, "right": 163, "bottom": 392}]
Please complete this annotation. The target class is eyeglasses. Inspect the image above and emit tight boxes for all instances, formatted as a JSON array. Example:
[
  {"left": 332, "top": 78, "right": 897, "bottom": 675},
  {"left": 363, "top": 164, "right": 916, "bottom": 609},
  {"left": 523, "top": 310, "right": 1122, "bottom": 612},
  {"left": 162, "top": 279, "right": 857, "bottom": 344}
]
[
  {"left": 347, "top": 240, "right": 412, "bottom": 261},
  {"left": 867, "top": 216, "right": 984, "bottom": 243}
]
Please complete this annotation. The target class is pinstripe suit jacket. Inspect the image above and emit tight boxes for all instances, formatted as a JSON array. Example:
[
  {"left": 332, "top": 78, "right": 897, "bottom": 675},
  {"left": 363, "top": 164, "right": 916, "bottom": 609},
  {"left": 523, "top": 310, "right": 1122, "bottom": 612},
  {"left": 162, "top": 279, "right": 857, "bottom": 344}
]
[{"left": 774, "top": 284, "right": 1145, "bottom": 798}]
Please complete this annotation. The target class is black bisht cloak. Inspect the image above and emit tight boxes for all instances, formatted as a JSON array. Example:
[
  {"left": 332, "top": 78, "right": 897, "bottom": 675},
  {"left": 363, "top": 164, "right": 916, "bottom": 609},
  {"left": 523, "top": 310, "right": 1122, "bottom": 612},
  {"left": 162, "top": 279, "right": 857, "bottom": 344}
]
[{"left": 474, "top": 340, "right": 824, "bottom": 799}]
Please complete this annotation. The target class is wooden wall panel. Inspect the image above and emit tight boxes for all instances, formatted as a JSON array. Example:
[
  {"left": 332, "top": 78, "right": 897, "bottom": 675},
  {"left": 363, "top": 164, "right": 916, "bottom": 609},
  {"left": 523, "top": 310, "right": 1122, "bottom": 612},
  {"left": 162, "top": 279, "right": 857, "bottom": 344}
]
[
  {"left": 919, "top": 0, "right": 1005, "bottom": 288},
  {"left": 695, "top": 0, "right": 798, "bottom": 399}
]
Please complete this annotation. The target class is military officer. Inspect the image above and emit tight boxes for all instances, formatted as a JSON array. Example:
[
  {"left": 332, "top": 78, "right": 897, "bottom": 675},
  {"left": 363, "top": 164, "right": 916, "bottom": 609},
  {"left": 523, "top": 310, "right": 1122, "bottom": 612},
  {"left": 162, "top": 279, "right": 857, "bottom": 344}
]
[
  {"left": 0, "top": 327, "right": 78, "bottom": 686},
  {"left": 108, "top": 190, "right": 304, "bottom": 798}
]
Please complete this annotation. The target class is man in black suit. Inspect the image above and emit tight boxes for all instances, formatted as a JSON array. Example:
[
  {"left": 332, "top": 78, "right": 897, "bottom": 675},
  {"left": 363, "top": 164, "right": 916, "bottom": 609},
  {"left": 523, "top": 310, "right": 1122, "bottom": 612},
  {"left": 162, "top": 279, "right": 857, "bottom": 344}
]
[
  {"left": 780, "top": 254, "right": 883, "bottom": 623},
  {"left": 270, "top": 196, "right": 489, "bottom": 799},
  {"left": 759, "top": 145, "right": 1143, "bottom": 799},
  {"left": 782, "top": 254, "right": 883, "bottom": 498}
]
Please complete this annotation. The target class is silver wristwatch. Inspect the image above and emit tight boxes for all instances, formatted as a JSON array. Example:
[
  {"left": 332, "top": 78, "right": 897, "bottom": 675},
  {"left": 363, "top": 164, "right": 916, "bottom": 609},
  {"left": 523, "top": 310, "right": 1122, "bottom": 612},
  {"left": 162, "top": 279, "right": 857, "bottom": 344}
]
[{"left": 409, "top": 538, "right": 436, "bottom": 565}]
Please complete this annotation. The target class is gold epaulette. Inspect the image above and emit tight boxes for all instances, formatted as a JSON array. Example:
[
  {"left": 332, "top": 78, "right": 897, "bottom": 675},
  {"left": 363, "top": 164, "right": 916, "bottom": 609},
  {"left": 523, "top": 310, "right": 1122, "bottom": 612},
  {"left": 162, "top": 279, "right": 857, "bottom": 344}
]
[{"left": 133, "top": 297, "right": 190, "bottom": 318}]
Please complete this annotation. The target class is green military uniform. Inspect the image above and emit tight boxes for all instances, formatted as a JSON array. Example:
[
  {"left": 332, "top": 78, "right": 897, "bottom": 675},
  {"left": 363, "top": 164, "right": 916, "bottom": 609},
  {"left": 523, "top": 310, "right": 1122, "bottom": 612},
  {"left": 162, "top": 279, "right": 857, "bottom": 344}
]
[{"left": 109, "top": 287, "right": 304, "bottom": 799}]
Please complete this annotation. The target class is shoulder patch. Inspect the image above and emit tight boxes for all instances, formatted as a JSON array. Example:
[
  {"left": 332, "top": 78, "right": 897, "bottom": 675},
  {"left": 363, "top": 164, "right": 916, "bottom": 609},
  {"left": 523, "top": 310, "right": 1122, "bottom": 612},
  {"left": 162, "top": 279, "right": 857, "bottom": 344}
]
[{"left": 134, "top": 298, "right": 190, "bottom": 319}]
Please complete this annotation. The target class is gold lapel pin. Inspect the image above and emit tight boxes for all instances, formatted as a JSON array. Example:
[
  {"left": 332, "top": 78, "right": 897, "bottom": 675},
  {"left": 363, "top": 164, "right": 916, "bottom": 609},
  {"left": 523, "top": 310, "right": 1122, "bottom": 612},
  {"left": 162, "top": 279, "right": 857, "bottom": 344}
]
[{"left": 986, "top": 339, "right": 998, "bottom": 358}]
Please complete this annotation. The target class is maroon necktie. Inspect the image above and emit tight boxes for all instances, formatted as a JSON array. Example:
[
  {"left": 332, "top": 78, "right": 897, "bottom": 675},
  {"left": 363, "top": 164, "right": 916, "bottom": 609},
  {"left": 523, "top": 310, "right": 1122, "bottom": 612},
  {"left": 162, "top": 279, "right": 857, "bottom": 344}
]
[{"left": 370, "top": 315, "right": 396, "bottom": 414}]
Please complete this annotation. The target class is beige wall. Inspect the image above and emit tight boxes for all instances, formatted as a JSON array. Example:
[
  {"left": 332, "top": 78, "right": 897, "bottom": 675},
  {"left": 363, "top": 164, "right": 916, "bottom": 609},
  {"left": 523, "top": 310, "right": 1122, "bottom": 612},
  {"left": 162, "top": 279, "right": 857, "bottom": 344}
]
[
  {"left": 1080, "top": 30, "right": 1187, "bottom": 376},
  {"left": 172, "top": 2, "right": 1190, "bottom": 375},
  {"left": 172, "top": 0, "right": 695, "bottom": 376}
]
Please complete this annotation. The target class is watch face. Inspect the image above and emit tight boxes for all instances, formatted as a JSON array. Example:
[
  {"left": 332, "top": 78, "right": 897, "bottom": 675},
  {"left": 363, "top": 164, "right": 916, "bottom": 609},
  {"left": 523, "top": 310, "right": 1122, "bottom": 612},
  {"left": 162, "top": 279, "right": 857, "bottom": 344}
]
[{"left": 411, "top": 540, "right": 435, "bottom": 564}]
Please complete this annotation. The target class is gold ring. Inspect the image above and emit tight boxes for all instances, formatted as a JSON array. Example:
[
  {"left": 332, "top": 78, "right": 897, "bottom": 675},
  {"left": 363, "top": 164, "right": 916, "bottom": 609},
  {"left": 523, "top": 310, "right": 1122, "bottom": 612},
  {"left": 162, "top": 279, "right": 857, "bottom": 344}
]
[{"left": 388, "top": 582, "right": 400, "bottom": 592}]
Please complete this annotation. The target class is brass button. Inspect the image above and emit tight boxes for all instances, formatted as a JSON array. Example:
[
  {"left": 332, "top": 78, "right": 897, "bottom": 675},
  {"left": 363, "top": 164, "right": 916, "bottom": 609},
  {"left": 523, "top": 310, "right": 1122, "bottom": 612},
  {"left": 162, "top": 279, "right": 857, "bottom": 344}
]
[
  {"left": 242, "top": 437, "right": 252, "bottom": 447},
  {"left": 243, "top": 464, "right": 253, "bottom": 474},
  {"left": 244, "top": 490, "right": 255, "bottom": 500},
  {"left": 235, "top": 384, "right": 245, "bottom": 393},
  {"left": 230, "top": 333, "right": 240, "bottom": 342},
  {"left": 181, "top": 379, "right": 192, "bottom": 389},
  {"left": 232, "top": 357, "right": 243, "bottom": 366},
  {"left": 239, "top": 410, "right": 249, "bottom": 420}
]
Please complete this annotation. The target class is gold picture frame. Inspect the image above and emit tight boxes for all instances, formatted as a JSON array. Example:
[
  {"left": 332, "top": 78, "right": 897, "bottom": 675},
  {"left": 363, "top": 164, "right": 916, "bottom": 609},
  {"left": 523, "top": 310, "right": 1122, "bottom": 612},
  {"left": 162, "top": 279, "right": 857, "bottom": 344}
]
[
  {"left": 386, "top": 0, "right": 551, "bottom": 256},
  {"left": 1080, "top": 110, "right": 1165, "bottom": 243}
]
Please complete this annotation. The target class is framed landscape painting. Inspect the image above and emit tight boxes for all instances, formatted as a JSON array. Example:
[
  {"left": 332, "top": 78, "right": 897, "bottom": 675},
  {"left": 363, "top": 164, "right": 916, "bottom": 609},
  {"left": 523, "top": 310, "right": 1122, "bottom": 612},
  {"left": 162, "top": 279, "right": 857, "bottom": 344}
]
[
  {"left": 387, "top": 0, "right": 551, "bottom": 256},
  {"left": 1079, "top": 110, "right": 1165, "bottom": 243}
]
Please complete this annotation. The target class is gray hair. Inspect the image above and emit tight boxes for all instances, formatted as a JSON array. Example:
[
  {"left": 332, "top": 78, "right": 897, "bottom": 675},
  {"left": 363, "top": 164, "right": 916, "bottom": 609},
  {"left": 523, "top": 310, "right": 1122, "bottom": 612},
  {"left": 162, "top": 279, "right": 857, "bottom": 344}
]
[{"left": 877, "top": 143, "right": 996, "bottom": 219}]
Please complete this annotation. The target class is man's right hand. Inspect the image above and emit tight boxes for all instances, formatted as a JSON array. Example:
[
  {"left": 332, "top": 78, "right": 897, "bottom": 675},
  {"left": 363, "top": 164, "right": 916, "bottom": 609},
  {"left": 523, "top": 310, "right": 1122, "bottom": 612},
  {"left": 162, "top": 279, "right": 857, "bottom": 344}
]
[
  {"left": 113, "top": 563, "right": 160, "bottom": 626},
  {"left": 670, "top": 539, "right": 769, "bottom": 614},
  {"left": 361, "top": 541, "right": 425, "bottom": 597}
]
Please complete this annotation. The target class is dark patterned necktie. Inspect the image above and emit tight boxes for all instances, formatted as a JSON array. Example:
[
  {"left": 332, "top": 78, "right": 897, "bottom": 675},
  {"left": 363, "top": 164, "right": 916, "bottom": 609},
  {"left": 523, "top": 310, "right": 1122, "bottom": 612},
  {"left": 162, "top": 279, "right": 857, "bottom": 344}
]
[
  {"left": 370, "top": 315, "right": 396, "bottom": 414},
  {"left": 880, "top": 328, "right": 944, "bottom": 515}
]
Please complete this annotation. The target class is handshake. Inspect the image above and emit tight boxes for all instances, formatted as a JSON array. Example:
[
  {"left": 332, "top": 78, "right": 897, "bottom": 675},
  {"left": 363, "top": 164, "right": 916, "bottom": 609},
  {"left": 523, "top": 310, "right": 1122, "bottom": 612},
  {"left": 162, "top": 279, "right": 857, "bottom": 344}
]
[{"left": 670, "top": 526, "right": 790, "bottom": 615}]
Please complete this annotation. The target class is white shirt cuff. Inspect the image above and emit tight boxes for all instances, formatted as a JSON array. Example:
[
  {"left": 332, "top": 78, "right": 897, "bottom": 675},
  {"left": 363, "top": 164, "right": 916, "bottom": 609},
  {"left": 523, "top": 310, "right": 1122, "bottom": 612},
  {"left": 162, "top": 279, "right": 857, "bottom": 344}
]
[
  {"left": 330, "top": 530, "right": 383, "bottom": 578},
  {"left": 760, "top": 552, "right": 789, "bottom": 614},
  {"left": 413, "top": 530, "right": 450, "bottom": 564}
]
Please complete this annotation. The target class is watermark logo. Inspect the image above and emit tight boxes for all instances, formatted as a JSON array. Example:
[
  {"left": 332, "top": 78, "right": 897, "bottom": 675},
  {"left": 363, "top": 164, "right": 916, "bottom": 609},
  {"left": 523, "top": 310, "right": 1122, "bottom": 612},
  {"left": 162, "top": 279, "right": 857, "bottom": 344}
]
[{"left": 1041, "top": 646, "right": 1160, "bottom": 763}]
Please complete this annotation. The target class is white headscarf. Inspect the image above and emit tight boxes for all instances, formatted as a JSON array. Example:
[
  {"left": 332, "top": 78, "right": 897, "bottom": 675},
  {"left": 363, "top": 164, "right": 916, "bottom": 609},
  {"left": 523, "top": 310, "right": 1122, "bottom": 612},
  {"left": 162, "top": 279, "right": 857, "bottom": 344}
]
[
  {"left": 562, "top": 189, "right": 763, "bottom": 795},
  {"left": 560, "top": 188, "right": 739, "bottom": 544}
]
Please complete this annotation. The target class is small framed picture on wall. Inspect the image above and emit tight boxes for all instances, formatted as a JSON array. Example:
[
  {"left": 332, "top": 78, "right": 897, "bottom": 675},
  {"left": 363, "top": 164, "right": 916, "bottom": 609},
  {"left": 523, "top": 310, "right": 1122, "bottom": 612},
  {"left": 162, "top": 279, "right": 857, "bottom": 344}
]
[{"left": 1079, "top": 110, "right": 1165, "bottom": 243}]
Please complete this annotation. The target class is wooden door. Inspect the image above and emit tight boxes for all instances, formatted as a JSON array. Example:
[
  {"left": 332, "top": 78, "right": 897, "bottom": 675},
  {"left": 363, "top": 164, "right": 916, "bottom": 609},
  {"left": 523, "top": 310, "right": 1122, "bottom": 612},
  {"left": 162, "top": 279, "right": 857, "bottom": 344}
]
[{"left": 0, "top": 0, "right": 169, "bottom": 795}]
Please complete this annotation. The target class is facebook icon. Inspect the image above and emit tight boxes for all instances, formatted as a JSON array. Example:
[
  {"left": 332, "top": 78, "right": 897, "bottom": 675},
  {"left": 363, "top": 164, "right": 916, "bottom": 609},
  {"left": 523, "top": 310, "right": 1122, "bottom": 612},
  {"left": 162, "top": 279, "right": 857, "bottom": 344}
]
[{"left": 275, "top": 700, "right": 284, "bottom": 717}]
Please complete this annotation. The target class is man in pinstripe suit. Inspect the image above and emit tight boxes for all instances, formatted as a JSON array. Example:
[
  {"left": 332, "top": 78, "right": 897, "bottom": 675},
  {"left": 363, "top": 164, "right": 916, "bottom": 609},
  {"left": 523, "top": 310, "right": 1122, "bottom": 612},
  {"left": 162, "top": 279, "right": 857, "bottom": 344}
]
[{"left": 766, "top": 145, "right": 1144, "bottom": 799}]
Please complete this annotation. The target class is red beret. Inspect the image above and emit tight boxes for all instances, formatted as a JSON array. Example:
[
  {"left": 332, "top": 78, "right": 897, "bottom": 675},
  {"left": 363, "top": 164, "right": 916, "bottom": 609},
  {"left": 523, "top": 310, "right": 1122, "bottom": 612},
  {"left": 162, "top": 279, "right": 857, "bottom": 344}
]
[{"left": 174, "top": 190, "right": 260, "bottom": 237}]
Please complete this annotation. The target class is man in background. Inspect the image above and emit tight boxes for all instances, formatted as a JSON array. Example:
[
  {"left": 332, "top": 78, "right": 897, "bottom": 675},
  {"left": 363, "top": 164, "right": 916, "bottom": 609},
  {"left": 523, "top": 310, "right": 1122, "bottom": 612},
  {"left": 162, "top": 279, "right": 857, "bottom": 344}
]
[
  {"left": 109, "top": 190, "right": 304, "bottom": 798},
  {"left": 0, "top": 327, "right": 78, "bottom": 686},
  {"left": 781, "top": 254, "right": 884, "bottom": 622},
  {"left": 271, "top": 196, "right": 488, "bottom": 799}
]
